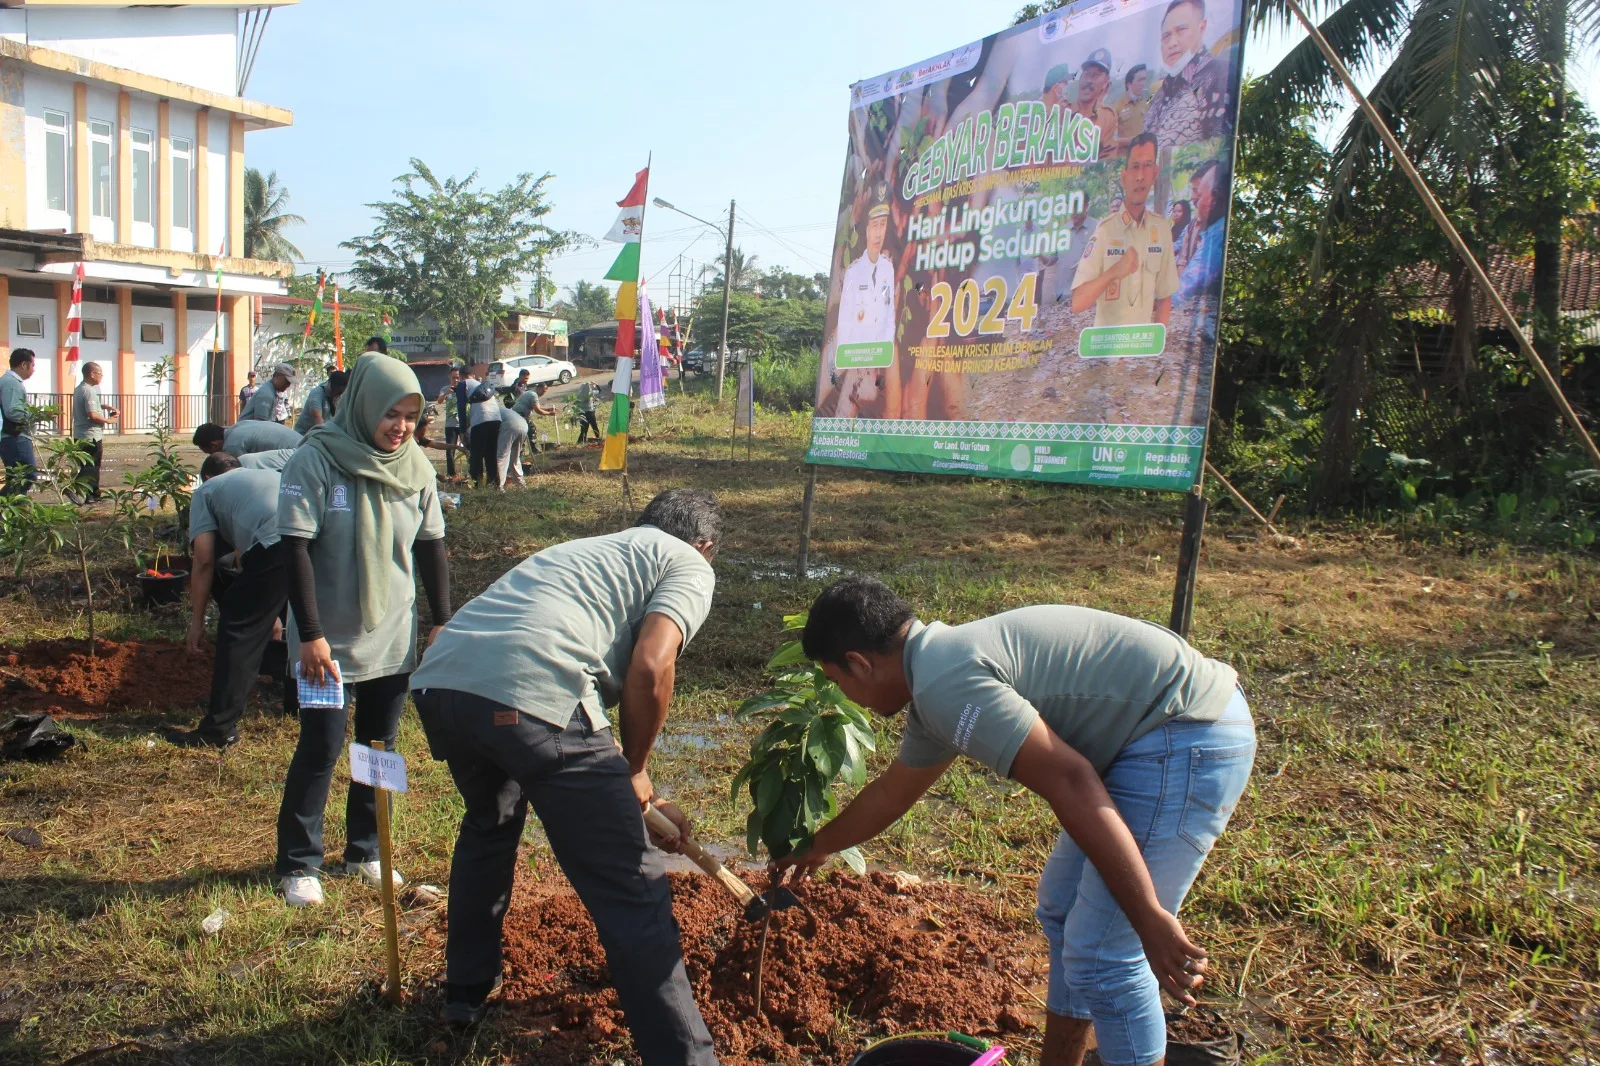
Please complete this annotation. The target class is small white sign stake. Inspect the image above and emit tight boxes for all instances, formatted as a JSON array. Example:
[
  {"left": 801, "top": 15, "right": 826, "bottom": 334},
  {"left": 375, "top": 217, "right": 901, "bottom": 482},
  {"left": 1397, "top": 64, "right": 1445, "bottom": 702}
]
[{"left": 358, "top": 740, "right": 406, "bottom": 1005}]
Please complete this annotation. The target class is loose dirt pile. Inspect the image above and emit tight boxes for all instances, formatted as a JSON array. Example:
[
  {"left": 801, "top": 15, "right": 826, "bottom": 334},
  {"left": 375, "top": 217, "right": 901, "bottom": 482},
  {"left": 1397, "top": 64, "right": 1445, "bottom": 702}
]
[
  {"left": 490, "top": 869, "right": 1042, "bottom": 1065},
  {"left": 0, "top": 639, "right": 212, "bottom": 718}
]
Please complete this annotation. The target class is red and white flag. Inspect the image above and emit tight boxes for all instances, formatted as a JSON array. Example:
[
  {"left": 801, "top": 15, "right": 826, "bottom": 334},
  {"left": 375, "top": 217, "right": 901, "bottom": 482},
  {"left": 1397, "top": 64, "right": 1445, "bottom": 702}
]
[{"left": 65, "top": 261, "right": 85, "bottom": 362}]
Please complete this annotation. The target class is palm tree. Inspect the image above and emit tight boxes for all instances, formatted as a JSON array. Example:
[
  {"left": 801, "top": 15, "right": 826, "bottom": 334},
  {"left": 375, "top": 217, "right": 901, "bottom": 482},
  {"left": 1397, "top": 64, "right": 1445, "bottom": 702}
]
[
  {"left": 1251, "top": 0, "right": 1600, "bottom": 371},
  {"left": 712, "top": 248, "right": 761, "bottom": 292},
  {"left": 243, "top": 168, "right": 305, "bottom": 263}
]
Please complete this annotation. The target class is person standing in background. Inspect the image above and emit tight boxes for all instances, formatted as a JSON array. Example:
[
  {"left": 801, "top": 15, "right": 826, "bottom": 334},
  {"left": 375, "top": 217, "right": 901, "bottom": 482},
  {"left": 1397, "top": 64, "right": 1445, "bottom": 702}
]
[
  {"left": 240, "top": 363, "right": 297, "bottom": 424},
  {"left": 466, "top": 381, "right": 503, "bottom": 488},
  {"left": 70, "top": 361, "right": 118, "bottom": 502},
  {"left": 273, "top": 353, "right": 451, "bottom": 908},
  {"left": 512, "top": 383, "right": 557, "bottom": 463},
  {"left": 573, "top": 379, "right": 601, "bottom": 443},
  {"left": 437, "top": 367, "right": 462, "bottom": 479},
  {"left": 364, "top": 336, "right": 388, "bottom": 355},
  {"left": 238, "top": 370, "right": 259, "bottom": 412},
  {"left": 1, "top": 350, "right": 38, "bottom": 497},
  {"left": 168, "top": 453, "right": 294, "bottom": 748},
  {"left": 295, "top": 370, "right": 349, "bottom": 433},
  {"left": 1113, "top": 64, "right": 1151, "bottom": 157}
]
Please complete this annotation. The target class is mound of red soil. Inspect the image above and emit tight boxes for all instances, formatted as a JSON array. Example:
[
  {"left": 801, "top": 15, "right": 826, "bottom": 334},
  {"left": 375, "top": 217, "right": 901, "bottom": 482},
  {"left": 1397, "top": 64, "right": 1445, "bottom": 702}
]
[
  {"left": 492, "top": 869, "right": 1042, "bottom": 1065},
  {"left": 0, "top": 638, "right": 212, "bottom": 718}
]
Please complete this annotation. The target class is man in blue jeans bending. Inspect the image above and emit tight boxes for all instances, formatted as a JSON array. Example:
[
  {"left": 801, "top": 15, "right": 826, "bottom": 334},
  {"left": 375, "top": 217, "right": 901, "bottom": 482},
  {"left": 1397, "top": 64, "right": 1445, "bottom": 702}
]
[
  {"left": 410, "top": 488, "right": 722, "bottom": 1066},
  {"left": 774, "top": 577, "right": 1256, "bottom": 1066}
]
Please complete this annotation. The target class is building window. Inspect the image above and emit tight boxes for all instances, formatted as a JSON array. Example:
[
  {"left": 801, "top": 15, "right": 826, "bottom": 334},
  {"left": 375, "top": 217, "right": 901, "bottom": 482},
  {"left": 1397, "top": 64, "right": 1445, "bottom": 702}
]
[
  {"left": 139, "top": 322, "right": 163, "bottom": 344},
  {"left": 171, "top": 136, "right": 192, "bottom": 230},
  {"left": 44, "top": 110, "right": 69, "bottom": 212},
  {"left": 131, "top": 128, "right": 154, "bottom": 225},
  {"left": 82, "top": 319, "right": 108, "bottom": 341},
  {"left": 90, "top": 120, "right": 113, "bottom": 218},
  {"left": 15, "top": 315, "right": 44, "bottom": 337}
]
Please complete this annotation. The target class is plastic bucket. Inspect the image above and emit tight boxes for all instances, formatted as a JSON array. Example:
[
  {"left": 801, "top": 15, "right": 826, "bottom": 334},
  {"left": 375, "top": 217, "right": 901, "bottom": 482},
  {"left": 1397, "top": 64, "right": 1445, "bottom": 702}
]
[
  {"left": 135, "top": 570, "right": 189, "bottom": 608},
  {"left": 850, "top": 1037, "right": 983, "bottom": 1066}
]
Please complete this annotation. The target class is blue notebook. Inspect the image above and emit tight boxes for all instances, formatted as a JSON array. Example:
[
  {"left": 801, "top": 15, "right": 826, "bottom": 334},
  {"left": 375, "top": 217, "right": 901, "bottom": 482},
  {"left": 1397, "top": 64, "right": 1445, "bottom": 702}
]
[{"left": 295, "top": 661, "right": 345, "bottom": 709}]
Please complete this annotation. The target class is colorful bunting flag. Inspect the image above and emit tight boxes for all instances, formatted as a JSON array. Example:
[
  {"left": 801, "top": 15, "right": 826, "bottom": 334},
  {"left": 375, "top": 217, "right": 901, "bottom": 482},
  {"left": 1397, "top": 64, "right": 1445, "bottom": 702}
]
[
  {"left": 599, "top": 357, "right": 633, "bottom": 471},
  {"left": 303, "top": 269, "right": 327, "bottom": 339},
  {"left": 599, "top": 165, "right": 650, "bottom": 471},
  {"left": 332, "top": 285, "right": 344, "bottom": 369},
  {"left": 639, "top": 286, "right": 664, "bottom": 410},
  {"left": 65, "top": 262, "right": 84, "bottom": 362}
]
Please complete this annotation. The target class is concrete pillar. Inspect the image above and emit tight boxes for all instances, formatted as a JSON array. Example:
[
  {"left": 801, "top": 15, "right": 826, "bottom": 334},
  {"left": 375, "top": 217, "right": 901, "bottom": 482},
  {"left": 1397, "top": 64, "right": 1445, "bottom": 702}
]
[
  {"left": 227, "top": 117, "right": 244, "bottom": 256},
  {"left": 227, "top": 293, "right": 250, "bottom": 404},
  {"left": 117, "top": 286, "right": 134, "bottom": 398},
  {"left": 0, "top": 57, "right": 24, "bottom": 230},
  {"left": 54, "top": 281, "right": 72, "bottom": 430},
  {"left": 0, "top": 275, "right": 9, "bottom": 364},
  {"left": 194, "top": 108, "right": 210, "bottom": 255},
  {"left": 116, "top": 91, "right": 131, "bottom": 245},
  {"left": 73, "top": 83, "right": 89, "bottom": 233},
  {"left": 173, "top": 291, "right": 190, "bottom": 429},
  {"left": 157, "top": 100, "right": 171, "bottom": 250}
]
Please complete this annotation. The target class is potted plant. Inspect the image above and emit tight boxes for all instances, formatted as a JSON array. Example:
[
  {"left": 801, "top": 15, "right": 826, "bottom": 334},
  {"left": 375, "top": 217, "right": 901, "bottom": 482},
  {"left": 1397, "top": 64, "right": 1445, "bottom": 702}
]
[{"left": 730, "top": 612, "right": 877, "bottom": 875}]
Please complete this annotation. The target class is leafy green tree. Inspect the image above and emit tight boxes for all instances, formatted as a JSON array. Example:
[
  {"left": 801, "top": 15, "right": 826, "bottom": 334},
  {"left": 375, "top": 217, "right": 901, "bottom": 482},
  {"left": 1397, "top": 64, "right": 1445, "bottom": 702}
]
[
  {"left": 277, "top": 274, "right": 397, "bottom": 359},
  {"left": 554, "top": 279, "right": 616, "bottom": 331},
  {"left": 243, "top": 168, "right": 305, "bottom": 263},
  {"left": 711, "top": 247, "right": 761, "bottom": 292},
  {"left": 342, "top": 159, "right": 577, "bottom": 345}
]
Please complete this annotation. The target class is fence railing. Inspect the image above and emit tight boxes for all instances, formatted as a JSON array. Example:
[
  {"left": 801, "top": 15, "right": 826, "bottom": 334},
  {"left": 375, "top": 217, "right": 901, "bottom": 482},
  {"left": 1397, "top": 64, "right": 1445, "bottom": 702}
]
[{"left": 25, "top": 393, "right": 240, "bottom": 436}]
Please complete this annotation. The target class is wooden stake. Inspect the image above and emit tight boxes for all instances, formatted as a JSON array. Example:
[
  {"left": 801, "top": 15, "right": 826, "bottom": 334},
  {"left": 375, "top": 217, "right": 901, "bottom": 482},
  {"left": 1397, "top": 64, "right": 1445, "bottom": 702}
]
[
  {"left": 1168, "top": 488, "right": 1207, "bottom": 638},
  {"left": 1204, "top": 460, "right": 1285, "bottom": 538},
  {"left": 795, "top": 464, "right": 818, "bottom": 581},
  {"left": 369, "top": 739, "right": 403, "bottom": 1005}
]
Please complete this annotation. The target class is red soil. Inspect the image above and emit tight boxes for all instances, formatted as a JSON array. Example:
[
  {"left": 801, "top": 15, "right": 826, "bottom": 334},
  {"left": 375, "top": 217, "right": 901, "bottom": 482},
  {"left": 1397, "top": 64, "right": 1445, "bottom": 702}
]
[
  {"left": 0, "top": 638, "right": 213, "bottom": 718},
  {"left": 487, "top": 869, "right": 1043, "bottom": 1065}
]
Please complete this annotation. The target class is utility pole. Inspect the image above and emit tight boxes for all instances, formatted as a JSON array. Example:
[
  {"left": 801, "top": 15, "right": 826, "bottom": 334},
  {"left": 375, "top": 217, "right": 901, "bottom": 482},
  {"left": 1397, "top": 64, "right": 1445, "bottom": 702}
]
[{"left": 716, "top": 199, "right": 736, "bottom": 401}]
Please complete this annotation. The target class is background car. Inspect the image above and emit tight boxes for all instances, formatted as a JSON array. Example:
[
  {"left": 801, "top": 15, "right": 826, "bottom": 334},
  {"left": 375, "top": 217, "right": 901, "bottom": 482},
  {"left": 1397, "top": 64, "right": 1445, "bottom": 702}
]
[
  {"left": 486, "top": 354, "right": 577, "bottom": 390},
  {"left": 682, "top": 349, "right": 707, "bottom": 374}
]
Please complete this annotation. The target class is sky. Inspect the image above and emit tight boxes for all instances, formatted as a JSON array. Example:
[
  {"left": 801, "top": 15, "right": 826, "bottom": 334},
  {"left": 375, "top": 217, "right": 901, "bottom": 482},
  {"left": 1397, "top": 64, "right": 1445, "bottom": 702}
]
[{"left": 242, "top": 0, "right": 1594, "bottom": 311}]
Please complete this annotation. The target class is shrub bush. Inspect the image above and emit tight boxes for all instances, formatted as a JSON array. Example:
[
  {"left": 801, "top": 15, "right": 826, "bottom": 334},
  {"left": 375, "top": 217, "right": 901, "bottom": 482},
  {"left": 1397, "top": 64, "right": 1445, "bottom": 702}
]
[{"left": 751, "top": 350, "right": 819, "bottom": 413}]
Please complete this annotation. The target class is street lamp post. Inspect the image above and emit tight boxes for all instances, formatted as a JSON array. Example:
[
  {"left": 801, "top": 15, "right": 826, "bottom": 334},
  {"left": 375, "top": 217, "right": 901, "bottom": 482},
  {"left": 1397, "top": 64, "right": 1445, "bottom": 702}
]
[{"left": 652, "top": 196, "right": 737, "bottom": 401}]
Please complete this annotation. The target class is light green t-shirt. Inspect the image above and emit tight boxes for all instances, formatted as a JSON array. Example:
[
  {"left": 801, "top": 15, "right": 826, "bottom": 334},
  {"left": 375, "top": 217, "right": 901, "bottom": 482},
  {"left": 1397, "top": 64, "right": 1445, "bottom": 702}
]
[
  {"left": 498, "top": 409, "right": 529, "bottom": 445},
  {"left": 224, "top": 420, "right": 301, "bottom": 456},
  {"left": 411, "top": 525, "right": 715, "bottom": 731},
  {"left": 293, "top": 384, "right": 334, "bottom": 434},
  {"left": 188, "top": 468, "right": 282, "bottom": 554},
  {"left": 0, "top": 370, "right": 29, "bottom": 430},
  {"left": 72, "top": 382, "right": 104, "bottom": 441},
  {"left": 276, "top": 447, "right": 446, "bottom": 682},
  {"left": 238, "top": 381, "right": 281, "bottom": 422},
  {"left": 897, "top": 606, "right": 1239, "bottom": 777},
  {"left": 576, "top": 381, "right": 596, "bottom": 413},
  {"left": 238, "top": 448, "right": 294, "bottom": 471},
  {"left": 511, "top": 391, "right": 539, "bottom": 418}
]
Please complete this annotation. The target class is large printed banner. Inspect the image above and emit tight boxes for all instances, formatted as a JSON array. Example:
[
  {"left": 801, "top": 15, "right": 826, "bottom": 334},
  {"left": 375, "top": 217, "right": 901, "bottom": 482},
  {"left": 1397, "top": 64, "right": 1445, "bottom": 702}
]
[{"left": 806, "top": 0, "right": 1245, "bottom": 490}]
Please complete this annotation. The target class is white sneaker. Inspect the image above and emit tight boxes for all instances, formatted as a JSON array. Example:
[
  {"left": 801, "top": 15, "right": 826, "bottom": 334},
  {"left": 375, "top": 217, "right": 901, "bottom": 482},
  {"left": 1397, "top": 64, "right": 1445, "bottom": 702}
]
[
  {"left": 282, "top": 874, "right": 324, "bottom": 908},
  {"left": 343, "top": 860, "right": 404, "bottom": 888}
]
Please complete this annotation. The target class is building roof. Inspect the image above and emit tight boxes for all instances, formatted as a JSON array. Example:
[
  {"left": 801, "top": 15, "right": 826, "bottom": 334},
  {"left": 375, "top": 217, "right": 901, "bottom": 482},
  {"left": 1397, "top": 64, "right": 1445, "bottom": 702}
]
[{"left": 1409, "top": 249, "right": 1599, "bottom": 316}]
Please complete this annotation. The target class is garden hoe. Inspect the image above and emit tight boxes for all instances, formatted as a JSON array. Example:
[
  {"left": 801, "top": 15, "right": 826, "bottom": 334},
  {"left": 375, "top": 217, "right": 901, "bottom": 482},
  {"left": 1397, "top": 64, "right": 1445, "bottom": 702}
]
[{"left": 642, "top": 806, "right": 813, "bottom": 930}]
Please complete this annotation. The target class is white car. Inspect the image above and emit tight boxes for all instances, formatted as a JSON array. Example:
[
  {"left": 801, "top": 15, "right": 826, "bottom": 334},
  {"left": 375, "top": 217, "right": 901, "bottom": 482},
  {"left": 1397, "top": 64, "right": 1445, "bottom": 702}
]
[{"left": 486, "top": 354, "right": 577, "bottom": 390}]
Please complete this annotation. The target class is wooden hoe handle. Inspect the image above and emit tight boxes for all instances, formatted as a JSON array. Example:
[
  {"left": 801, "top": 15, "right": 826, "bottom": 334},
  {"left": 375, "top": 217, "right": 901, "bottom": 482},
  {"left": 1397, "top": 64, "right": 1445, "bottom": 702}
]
[{"left": 642, "top": 805, "right": 758, "bottom": 907}]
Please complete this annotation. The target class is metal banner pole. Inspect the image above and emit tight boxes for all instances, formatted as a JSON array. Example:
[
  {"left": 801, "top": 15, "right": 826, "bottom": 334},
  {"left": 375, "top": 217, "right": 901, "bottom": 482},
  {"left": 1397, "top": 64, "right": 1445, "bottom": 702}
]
[{"left": 1168, "top": 487, "right": 1208, "bottom": 638}]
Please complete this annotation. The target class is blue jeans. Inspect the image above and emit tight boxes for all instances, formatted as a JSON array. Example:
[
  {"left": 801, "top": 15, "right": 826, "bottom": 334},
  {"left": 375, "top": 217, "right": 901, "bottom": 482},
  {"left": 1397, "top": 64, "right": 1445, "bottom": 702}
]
[
  {"left": 1036, "top": 690, "right": 1256, "bottom": 1066},
  {"left": 1, "top": 433, "right": 38, "bottom": 496}
]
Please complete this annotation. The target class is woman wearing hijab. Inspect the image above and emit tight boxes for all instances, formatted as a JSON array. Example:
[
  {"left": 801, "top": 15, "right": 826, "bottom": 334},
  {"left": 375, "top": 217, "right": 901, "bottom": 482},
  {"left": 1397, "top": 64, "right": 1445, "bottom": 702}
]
[{"left": 273, "top": 353, "right": 452, "bottom": 908}]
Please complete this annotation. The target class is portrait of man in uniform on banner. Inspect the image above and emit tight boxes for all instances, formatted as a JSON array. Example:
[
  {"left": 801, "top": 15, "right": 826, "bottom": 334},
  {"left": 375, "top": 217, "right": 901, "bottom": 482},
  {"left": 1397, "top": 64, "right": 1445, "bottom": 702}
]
[{"left": 807, "top": 0, "right": 1246, "bottom": 492}]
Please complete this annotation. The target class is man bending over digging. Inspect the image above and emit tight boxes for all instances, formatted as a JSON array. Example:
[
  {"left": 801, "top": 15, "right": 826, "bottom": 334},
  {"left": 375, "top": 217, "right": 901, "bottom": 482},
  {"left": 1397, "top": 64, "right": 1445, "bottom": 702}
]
[
  {"left": 410, "top": 487, "right": 721, "bottom": 1065},
  {"left": 774, "top": 577, "right": 1256, "bottom": 1066}
]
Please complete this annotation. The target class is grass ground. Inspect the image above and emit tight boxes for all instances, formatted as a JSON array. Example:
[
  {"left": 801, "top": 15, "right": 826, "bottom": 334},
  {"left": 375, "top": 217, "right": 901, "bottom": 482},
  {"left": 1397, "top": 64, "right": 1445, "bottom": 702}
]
[{"left": 2, "top": 380, "right": 1597, "bottom": 1065}]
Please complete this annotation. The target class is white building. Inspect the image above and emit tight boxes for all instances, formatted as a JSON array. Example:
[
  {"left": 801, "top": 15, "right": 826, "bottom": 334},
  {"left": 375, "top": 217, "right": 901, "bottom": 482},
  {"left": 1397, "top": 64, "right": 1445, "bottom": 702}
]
[{"left": 0, "top": 0, "right": 294, "bottom": 430}]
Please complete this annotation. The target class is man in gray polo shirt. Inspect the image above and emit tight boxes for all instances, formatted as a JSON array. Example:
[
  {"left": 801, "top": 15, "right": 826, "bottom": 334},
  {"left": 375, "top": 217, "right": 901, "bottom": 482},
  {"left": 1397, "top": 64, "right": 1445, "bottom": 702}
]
[
  {"left": 239, "top": 362, "right": 296, "bottom": 423},
  {"left": 778, "top": 577, "right": 1256, "bottom": 1066},
  {"left": 411, "top": 488, "right": 721, "bottom": 1063},
  {"left": 70, "top": 361, "right": 118, "bottom": 501},
  {"left": 191, "top": 420, "right": 302, "bottom": 459},
  {"left": 168, "top": 453, "right": 293, "bottom": 748}
]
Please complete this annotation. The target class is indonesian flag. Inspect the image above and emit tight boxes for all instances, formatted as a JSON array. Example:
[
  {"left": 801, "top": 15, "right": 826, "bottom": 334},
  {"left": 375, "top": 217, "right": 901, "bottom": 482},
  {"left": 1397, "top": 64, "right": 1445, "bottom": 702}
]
[
  {"left": 303, "top": 269, "right": 327, "bottom": 338},
  {"left": 603, "top": 167, "right": 648, "bottom": 284},
  {"left": 65, "top": 262, "right": 84, "bottom": 362}
]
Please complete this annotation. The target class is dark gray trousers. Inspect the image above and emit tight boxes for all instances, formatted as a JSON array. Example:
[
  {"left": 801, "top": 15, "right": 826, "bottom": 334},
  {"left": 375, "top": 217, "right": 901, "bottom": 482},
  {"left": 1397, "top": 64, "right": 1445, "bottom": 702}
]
[{"left": 413, "top": 688, "right": 717, "bottom": 1066}]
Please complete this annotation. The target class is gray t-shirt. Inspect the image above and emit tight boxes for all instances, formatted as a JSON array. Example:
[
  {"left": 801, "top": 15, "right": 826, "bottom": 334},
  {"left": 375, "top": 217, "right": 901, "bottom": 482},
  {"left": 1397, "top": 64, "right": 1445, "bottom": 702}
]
[
  {"left": 498, "top": 409, "right": 529, "bottom": 446},
  {"left": 511, "top": 391, "right": 540, "bottom": 418},
  {"left": 72, "top": 382, "right": 105, "bottom": 441},
  {"left": 897, "top": 606, "right": 1239, "bottom": 777},
  {"left": 576, "top": 381, "right": 596, "bottom": 412},
  {"left": 238, "top": 381, "right": 281, "bottom": 422},
  {"left": 277, "top": 446, "right": 446, "bottom": 682},
  {"left": 238, "top": 448, "right": 294, "bottom": 471},
  {"left": 293, "top": 384, "right": 334, "bottom": 434},
  {"left": 411, "top": 525, "right": 715, "bottom": 730},
  {"left": 1, "top": 369, "right": 29, "bottom": 431},
  {"left": 188, "top": 468, "right": 282, "bottom": 554},
  {"left": 224, "top": 420, "right": 301, "bottom": 456}
]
